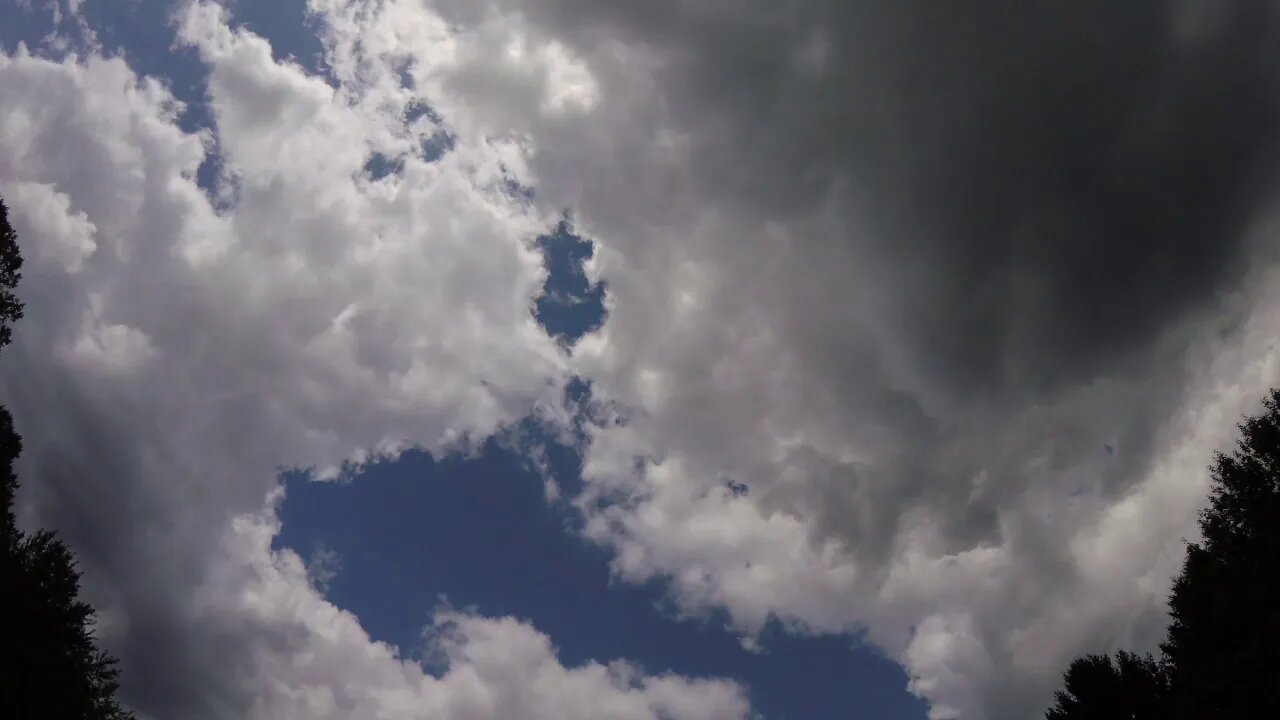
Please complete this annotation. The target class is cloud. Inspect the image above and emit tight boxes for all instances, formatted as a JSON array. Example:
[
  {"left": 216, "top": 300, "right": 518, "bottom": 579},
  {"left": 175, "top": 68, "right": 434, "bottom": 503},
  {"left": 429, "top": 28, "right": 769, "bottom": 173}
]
[
  {"left": 4, "top": 2, "right": 1280, "bottom": 719},
  {"left": 0, "top": 7, "right": 749, "bottom": 719},
  {"left": 193, "top": 495, "right": 752, "bottom": 720},
  {"left": 336, "top": 0, "right": 1278, "bottom": 716},
  {"left": 2, "top": 181, "right": 96, "bottom": 272},
  {"left": 304, "top": 541, "right": 341, "bottom": 593}
]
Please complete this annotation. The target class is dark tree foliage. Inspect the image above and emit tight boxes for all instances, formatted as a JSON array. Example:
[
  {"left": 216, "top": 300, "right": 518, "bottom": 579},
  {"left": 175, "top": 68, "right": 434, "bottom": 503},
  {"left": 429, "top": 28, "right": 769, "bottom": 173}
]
[
  {"left": 1161, "top": 388, "right": 1280, "bottom": 718},
  {"left": 1046, "top": 389, "right": 1280, "bottom": 719},
  {"left": 0, "top": 197, "right": 134, "bottom": 719},
  {"left": 0, "top": 200, "right": 23, "bottom": 350},
  {"left": 1045, "top": 651, "right": 1169, "bottom": 720}
]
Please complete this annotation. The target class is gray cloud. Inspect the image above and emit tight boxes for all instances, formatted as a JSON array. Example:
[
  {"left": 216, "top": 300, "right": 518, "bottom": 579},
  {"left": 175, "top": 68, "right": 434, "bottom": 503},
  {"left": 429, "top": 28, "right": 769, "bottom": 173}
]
[
  {"left": 506, "top": 0, "right": 1280, "bottom": 394},
  {"left": 4, "top": 2, "right": 1280, "bottom": 719},
  {"left": 412, "top": 1, "right": 1280, "bottom": 716},
  {"left": 488, "top": 0, "right": 1280, "bottom": 521}
]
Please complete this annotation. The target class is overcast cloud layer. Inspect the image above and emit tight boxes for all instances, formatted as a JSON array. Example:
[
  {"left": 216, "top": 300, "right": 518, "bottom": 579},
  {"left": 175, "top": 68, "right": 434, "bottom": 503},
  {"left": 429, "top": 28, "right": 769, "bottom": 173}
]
[{"left": 3, "top": 1, "right": 1280, "bottom": 719}]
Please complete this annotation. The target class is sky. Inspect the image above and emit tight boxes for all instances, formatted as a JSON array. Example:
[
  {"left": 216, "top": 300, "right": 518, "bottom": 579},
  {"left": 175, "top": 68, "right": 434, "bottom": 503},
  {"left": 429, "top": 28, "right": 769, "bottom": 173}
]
[{"left": 0, "top": 1, "right": 1279, "bottom": 719}]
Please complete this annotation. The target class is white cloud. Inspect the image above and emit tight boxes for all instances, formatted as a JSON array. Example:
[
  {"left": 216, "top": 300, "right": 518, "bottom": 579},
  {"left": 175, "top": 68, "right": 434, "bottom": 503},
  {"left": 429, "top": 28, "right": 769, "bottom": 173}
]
[
  {"left": 64, "top": 314, "right": 157, "bottom": 376},
  {"left": 0, "top": 7, "right": 750, "bottom": 719},
  {"left": 2, "top": 180, "right": 96, "bottom": 272},
  {"left": 304, "top": 541, "right": 341, "bottom": 593},
  {"left": 189, "top": 493, "right": 751, "bottom": 720},
  {"left": 5, "top": 2, "right": 1279, "bottom": 720}
]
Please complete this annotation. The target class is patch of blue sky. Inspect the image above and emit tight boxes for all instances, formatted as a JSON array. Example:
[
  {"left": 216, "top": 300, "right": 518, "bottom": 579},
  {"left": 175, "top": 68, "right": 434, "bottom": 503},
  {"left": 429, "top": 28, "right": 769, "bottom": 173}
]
[
  {"left": 420, "top": 128, "right": 456, "bottom": 163},
  {"left": 274, "top": 434, "right": 928, "bottom": 720},
  {"left": 379, "top": 100, "right": 456, "bottom": 173},
  {"left": 533, "top": 220, "right": 607, "bottom": 347},
  {"left": 404, "top": 98, "right": 438, "bottom": 123},
  {"left": 363, "top": 152, "right": 405, "bottom": 181},
  {"left": 221, "top": 0, "right": 325, "bottom": 73},
  {"left": 0, "top": 0, "right": 64, "bottom": 54},
  {"left": 79, "top": 0, "right": 213, "bottom": 133},
  {"left": 2, "top": 2, "right": 207, "bottom": 134},
  {"left": 12, "top": 1, "right": 454, "bottom": 193}
]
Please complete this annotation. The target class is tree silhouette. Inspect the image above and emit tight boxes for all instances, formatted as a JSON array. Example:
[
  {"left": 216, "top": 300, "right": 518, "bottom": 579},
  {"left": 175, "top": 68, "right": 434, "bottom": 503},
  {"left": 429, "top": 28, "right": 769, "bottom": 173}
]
[
  {"left": 0, "top": 199, "right": 22, "bottom": 352},
  {"left": 1045, "top": 651, "right": 1168, "bottom": 720},
  {"left": 0, "top": 197, "right": 134, "bottom": 719},
  {"left": 1046, "top": 388, "right": 1280, "bottom": 719},
  {"left": 1161, "top": 388, "right": 1280, "bottom": 718}
]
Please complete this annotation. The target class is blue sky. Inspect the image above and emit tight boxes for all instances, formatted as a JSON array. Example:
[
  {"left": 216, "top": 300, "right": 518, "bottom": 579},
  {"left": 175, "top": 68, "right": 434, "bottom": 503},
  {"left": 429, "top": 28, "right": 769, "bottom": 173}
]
[{"left": 274, "top": 443, "right": 923, "bottom": 720}]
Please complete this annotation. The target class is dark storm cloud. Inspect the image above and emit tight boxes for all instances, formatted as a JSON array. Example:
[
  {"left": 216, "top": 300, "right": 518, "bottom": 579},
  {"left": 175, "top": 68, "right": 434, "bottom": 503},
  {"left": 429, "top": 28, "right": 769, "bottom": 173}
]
[
  {"left": 496, "top": 0, "right": 1279, "bottom": 397},
  {"left": 833, "top": 1, "right": 1280, "bottom": 397},
  {"left": 489, "top": 0, "right": 1280, "bottom": 552},
  {"left": 430, "top": 6, "right": 1280, "bottom": 714}
]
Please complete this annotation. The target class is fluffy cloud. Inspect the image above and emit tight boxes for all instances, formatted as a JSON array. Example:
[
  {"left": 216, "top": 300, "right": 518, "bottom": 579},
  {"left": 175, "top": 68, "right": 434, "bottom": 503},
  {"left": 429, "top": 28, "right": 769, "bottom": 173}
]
[
  {"left": 2, "top": 181, "right": 96, "bottom": 272},
  {"left": 196, "top": 495, "right": 750, "bottom": 720},
  {"left": 5, "top": 2, "right": 1280, "bottom": 719},
  {"left": 0, "top": 5, "right": 749, "bottom": 719},
  {"left": 329, "top": 0, "right": 1280, "bottom": 717}
]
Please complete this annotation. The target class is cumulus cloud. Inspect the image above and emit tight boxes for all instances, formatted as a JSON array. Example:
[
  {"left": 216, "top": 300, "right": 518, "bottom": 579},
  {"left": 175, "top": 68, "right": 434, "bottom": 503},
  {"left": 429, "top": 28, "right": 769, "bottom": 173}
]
[
  {"left": 2, "top": 181, "right": 96, "bottom": 272},
  {"left": 524, "top": 4, "right": 1278, "bottom": 718},
  {"left": 0, "top": 5, "right": 749, "bottom": 718},
  {"left": 338, "top": 0, "right": 1279, "bottom": 716},
  {"left": 5, "top": 1, "right": 1280, "bottom": 719},
  {"left": 194, "top": 496, "right": 751, "bottom": 720}
]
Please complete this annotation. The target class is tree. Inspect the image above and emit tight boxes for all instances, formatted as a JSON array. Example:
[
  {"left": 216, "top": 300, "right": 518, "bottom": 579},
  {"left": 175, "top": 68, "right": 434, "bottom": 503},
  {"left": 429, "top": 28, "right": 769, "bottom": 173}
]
[
  {"left": 1161, "top": 388, "right": 1280, "bottom": 718},
  {"left": 1, "top": 199, "right": 23, "bottom": 539},
  {"left": 0, "top": 199, "right": 22, "bottom": 352},
  {"left": 1045, "top": 651, "right": 1169, "bottom": 720},
  {"left": 1045, "top": 389, "right": 1280, "bottom": 719},
  {"left": 0, "top": 197, "right": 135, "bottom": 719}
]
